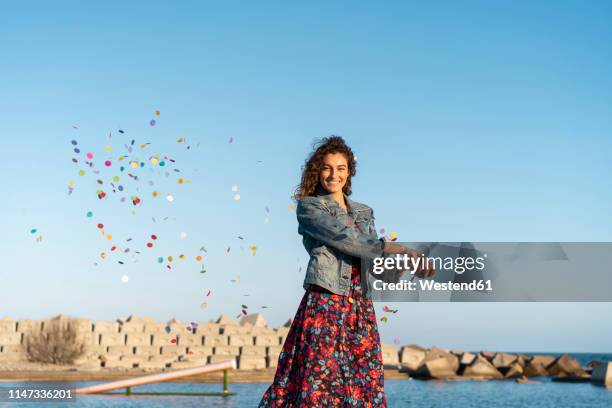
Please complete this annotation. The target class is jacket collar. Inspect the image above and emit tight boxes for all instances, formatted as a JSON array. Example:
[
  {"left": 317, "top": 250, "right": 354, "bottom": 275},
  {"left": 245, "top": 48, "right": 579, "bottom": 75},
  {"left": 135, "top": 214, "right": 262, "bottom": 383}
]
[{"left": 314, "top": 185, "right": 366, "bottom": 215}]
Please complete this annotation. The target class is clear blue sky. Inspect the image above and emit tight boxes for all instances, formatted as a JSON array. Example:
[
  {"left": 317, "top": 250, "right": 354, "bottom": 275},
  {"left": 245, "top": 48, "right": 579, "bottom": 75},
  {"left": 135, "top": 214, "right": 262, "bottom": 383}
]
[{"left": 1, "top": 1, "right": 611, "bottom": 352}]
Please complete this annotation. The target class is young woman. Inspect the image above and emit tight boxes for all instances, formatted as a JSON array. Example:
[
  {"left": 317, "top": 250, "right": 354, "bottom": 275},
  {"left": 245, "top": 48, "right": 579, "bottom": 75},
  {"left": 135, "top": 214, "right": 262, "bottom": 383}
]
[{"left": 259, "top": 136, "right": 432, "bottom": 407}]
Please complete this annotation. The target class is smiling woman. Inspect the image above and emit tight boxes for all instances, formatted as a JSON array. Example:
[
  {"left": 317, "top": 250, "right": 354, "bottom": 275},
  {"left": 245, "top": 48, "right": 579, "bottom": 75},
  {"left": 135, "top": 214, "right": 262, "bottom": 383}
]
[{"left": 259, "top": 136, "right": 394, "bottom": 407}]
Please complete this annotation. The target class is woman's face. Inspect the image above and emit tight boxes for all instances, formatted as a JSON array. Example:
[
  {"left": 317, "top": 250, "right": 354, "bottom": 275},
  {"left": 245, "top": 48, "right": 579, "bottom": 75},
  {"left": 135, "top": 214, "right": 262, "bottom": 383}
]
[{"left": 319, "top": 153, "right": 349, "bottom": 194}]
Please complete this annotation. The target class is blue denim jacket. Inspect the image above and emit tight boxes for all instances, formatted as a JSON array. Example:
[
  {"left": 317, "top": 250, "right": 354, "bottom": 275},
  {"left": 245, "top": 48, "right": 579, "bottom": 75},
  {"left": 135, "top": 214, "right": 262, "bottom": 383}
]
[{"left": 296, "top": 187, "right": 385, "bottom": 297}]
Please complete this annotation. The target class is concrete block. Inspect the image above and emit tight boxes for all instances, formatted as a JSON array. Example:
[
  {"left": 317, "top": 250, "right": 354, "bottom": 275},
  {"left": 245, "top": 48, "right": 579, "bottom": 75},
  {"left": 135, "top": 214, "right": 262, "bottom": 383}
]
[
  {"left": 223, "top": 326, "right": 253, "bottom": 335},
  {"left": 126, "top": 333, "right": 152, "bottom": 346},
  {"left": 83, "top": 345, "right": 107, "bottom": 357},
  {"left": 0, "top": 333, "right": 22, "bottom": 345},
  {"left": 381, "top": 343, "right": 400, "bottom": 368},
  {"left": 171, "top": 358, "right": 209, "bottom": 369},
  {"left": 177, "top": 334, "right": 202, "bottom": 347},
  {"left": 143, "top": 322, "right": 166, "bottom": 333},
  {"left": 267, "top": 355, "right": 280, "bottom": 368},
  {"left": 186, "top": 346, "right": 213, "bottom": 357},
  {"left": 592, "top": 362, "right": 612, "bottom": 387},
  {"left": 107, "top": 345, "right": 134, "bottom": 356},
  {"left": 160, "top": 346, "right": 187, "bottom": 356},
  {"left": 229, "top": 335, "right": 254, "bottom": 347},
  {"left": 152, "top": 333, "right": 177, "bottom": 346},
  {"left": 0, "top": 319, "right": 17, "bottom": 333},
  {"left": 524, "top": 361, "right": 549, "bottom": 377},
  {"left": 276, "top": 327, "right": 290, "bottom": 337},
  {"left": 134, "top": 346, "right": 160, "bottom": 356},
  {"left": 491, "top": 353, "right": 517, "bottom": 369},
  {"left": 254, "top": 335, "right": 277, "bottom": 346},
  {"left": 94, "top": 322, "right": 119, "bottom": 333},
  {"left": 99, "top": 333, "right": 126, "bottom": 346},
  {"left": 17, "top": 320, "right": 42, "bottom": 333},
  {"left": 238, "top": 355, "right": 266, "bottom": 370},
  {"left": 267, "top": 345, "right": 283, "bottom": 355},
  {"left": 120, "top": 323, "right": 145, "bottom": 333},
  {"left": 400, "top": 346, "right": 426, "bottom": 372},
  {"left": 240, "top": 345, "right": 267, "bottom": 356},
  {"left": 203, "top": 335, "right": 228, "bottom": 347},
  {"left": 104, "top": 359, "right": 134, "bottom": 369},
  {"left": 214, "top": 345, "right": 240, "bottom": 356},
  {"left": 78, "top": 332, "right": 98, "bottom": 345},
  {"left": 463, "top": 356, "right": 503, "bottom": 379},
  {"left": 547, "top": 354, "right": 585, "bottom": 377},
  {"left": 196, "top": 324, "right": 220, "bottom": 335},
  {"left": 139, "top": 359, "right": 169, "bottom": 371},
  {"left": 209, "top": 355, "right": 236, "bottom": 365}
]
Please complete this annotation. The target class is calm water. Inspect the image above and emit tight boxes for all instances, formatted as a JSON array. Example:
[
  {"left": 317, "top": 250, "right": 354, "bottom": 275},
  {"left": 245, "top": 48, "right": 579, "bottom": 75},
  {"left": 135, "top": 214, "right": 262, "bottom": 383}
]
[{"left": 2, "top": 353, "right": 611, "bottom": 407}]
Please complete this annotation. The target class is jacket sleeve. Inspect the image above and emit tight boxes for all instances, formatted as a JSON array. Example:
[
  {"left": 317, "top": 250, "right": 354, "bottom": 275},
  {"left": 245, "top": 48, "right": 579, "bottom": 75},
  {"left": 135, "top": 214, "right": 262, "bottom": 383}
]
[{"left": 297, "top": 198, "right": 385, "bottom": 259}]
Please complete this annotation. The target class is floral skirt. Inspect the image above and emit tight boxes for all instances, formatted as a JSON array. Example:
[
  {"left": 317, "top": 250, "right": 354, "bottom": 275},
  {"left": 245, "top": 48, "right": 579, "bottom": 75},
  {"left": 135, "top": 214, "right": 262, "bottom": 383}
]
[{"left": 259, "top": 264, "right": 387, "bottom": 407}]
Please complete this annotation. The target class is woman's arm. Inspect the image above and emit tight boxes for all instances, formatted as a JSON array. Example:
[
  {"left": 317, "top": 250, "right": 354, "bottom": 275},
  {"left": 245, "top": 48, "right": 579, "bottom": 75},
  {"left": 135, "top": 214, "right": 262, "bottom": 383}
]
[{"left": 297, "top": 198, "right": 385, "bottom": 259}]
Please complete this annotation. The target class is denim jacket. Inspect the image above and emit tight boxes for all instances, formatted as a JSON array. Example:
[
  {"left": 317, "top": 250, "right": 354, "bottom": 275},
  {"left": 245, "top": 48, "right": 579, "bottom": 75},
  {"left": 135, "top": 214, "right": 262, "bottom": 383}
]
[{"left": 296, "top": 187, "right": 385, "bottom": 297}]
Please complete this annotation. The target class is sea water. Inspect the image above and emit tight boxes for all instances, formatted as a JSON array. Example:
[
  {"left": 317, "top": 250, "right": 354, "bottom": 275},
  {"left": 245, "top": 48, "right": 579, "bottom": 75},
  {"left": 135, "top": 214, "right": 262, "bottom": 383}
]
[{"left": 2, "top": 353, "right": 611, "bottom": 407}]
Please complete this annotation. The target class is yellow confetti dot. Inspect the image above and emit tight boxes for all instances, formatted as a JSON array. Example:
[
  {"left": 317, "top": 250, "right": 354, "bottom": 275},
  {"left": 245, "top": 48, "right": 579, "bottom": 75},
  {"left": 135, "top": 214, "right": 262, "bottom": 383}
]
[
  {"left": 177, "top": 137, "right": 185, "bottom": 143},
  {"left": 78, "top": 170, "right": 85, "bottom": 176},
  {"left": 185, "top": 179, "right": 191, "bottom": 183},
  {"left": 389, "top": 232, "right": 398, "bottom": 240},
  {"left": 288, "top": 204, "right": 295, "bottom": 211},
  {"left": 130, "top": 161, "right": 139, "bottom": 169},
  {"left": 179, "top": 254, "right": 185, "bottom": 261},
  {"left": 178, "top": 178, "right": 184, "bottom": 184},
  {"left": 104, "top": 145, "right": 111, "bottom": 152},
  {"left": 381, "top": 316, "right": 388, "bottom": 323},
  {"left": 113, "top": 176, "right": 120, "bottom": 182},
  {"left": 106, "top": 234, "right": 112, "bottom": 241},
  {"left": 348, "top": 297, "right": 354, "bottom": 304},
  {"left": 140, "top": 143, "right": 148, "bottom": 149},
  {"left": 118, "top": 156, "right": 125, "bottom": 162},
  {"left": 150, "top": 157, "right": 159, "bottom": 165},
  {"left": 168, "top": 256, "right": 173, "bottom": 262},
  {"left": 152, "top": 191, "right": 158, "bottom": 198},
  {"left": 100, "top": 252, "right": 107, "bottom": 259},
  {"left": 68, "top": 181, "right": 75, "bottom": 187}
]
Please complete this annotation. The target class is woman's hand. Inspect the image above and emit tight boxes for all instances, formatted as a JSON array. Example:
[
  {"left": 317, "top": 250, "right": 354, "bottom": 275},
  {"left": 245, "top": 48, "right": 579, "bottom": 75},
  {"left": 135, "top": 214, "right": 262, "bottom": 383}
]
[{"left": 383, "top": 242, "right": 435, "bottom": 278}]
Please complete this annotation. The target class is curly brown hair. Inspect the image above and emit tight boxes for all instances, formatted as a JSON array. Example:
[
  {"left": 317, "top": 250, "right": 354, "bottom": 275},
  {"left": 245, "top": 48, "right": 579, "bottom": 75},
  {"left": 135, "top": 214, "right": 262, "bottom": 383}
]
[{"left": 294, "top": 136, "right": 357, "bottom": 199}]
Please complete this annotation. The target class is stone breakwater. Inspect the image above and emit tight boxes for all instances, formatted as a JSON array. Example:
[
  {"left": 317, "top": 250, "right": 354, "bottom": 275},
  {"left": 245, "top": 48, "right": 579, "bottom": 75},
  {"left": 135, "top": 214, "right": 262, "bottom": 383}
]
[
  {"left": 387, "top": 344, "right": 612, "bottom": 387},
  {"left": 0, "top": 315, "right": 611, "bottom": 387}
]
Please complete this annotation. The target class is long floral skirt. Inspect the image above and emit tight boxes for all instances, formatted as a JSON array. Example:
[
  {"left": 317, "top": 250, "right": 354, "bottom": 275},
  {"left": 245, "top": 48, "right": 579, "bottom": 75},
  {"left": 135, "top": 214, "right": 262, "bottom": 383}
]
[{"left": 259, "top": 265, "right": 387, "bottom": 407}]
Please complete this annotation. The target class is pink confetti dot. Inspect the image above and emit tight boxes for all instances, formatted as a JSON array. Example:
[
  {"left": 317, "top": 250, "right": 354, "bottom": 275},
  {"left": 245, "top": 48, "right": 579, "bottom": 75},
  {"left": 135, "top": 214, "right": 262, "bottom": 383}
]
[
  {"left": 105, "top": 160, "right": 112, "bottom": 167},
  {"left": 86, "top": 153, "right": 93, "bottom": 159}
]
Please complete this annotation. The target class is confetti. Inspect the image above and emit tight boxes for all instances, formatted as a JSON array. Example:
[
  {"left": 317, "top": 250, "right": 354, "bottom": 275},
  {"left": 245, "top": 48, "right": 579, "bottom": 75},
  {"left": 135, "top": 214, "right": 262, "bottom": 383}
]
[
  {"left": 155, "top": 110, "right": 160, "bottom": 116},
  {"left": 229, "top": 137, "right": 233, "bottom": 144},
  {"left": 104, "top": 160, "right": 112, "bottom": 167},
  {"left": 151, "top": 234, "right": 157, "bottom": 240},
  {"left": 180, "top": 231, "right": 187, "bottom": 239},
  {"left": 157, "top": 257, "right": 164, "bottom": 263},
  {"left": 30, "top": 228, "right": 37, "bottom": 234},
  {"left": 383, "top": 306, "right": 398, "bottom": 314},
  {"left": 393, "top": 337, "right": 401, "bottom": 346},
  {"left": 288, "top": 204, "right": 295, "bottom": 211},
  {"left": 170, "top": 338, "right": 177, "bottom": 344},
  {"left": 380, "top": 316, "right": 388, "bottom": 323},
  {"left": 164, "top": 325, "right": 171, "bottom": 334},
  {"left": 97, "top": 223, "right": 104, "bottom": 229},
  {"left": 149, "top": 119, "right": 156, "bottom": 126},
  {"left": 104, "top": 145, "right": 111, "bottom": 152},
  {"left": 146, "top": 242, "right": 153, "bottom": 248},
  {"left": 231, "top": 185, "right": 238, "bottom": 192},
  {"left": 86, "top": 211, "right": 93, "bottom": 218},
  {"left": 249, "top": 246, "right": 257, "bottom": 256},
  {"left": 233, "top": 194, "right": 241, "bottom": 201},
  {"left": 86, "top": 153, "right": 93, "bottom": 159},
  {"left": 71, "top": 140, "right": 78, "bottom": 146},
  {"left": 167, "top": 194, "right": 174, "bottom": 202},
  {"left": 195, "top": 255, "right": 202, "bottom": 262}
]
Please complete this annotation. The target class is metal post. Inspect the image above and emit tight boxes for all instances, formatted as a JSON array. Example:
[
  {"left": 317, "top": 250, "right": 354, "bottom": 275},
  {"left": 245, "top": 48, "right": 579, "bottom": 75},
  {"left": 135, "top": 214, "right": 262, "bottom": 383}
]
[{"left": 223, "top": 370, "right": 229, "bottom": 395}]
